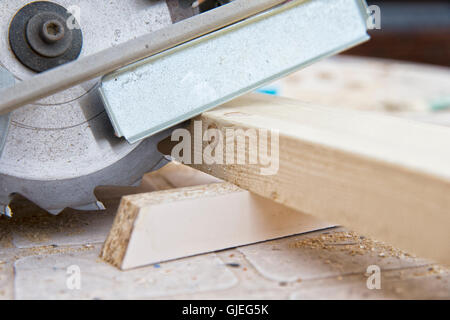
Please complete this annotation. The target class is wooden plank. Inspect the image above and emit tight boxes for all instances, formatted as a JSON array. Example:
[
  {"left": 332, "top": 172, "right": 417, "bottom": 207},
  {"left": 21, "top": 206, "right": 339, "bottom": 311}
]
[
  {"left": 100, "top": 182, "right": 331, "bottom": 270},
  {"left": 159, "top": 93, "right": 450, "bottom": 265}
]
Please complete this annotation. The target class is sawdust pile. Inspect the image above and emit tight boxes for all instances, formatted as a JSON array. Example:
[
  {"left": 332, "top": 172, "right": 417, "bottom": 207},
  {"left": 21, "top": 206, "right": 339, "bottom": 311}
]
[
  {"left": 0, "top": 195, "right": 107, "bottom": 246},
  {"left": 0, "top": 211, "right": 88, "bottom": 244},
  {"left": 290, "top": 230, "right": 413, "bottom": 259}
]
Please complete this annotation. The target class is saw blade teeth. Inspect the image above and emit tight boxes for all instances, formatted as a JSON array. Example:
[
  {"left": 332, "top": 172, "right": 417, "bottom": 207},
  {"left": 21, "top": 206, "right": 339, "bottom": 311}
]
[
  {"left": 96, "top": 201, "right": 106, "bottom": 210},
  {"left": 0, "top": 129, "right": 169, "bottom": 214},
  {"left": 71, "top": 200, "right": 106, "bottom": 212},
  {"left": 47, "top": 208, "right": 64, "bottom": 215},
  {"left": 0, "top": 204, "right": 13, "bottom": 217},
  {"left": 131, "top": 179, "right": 142, "bottom": 187}
]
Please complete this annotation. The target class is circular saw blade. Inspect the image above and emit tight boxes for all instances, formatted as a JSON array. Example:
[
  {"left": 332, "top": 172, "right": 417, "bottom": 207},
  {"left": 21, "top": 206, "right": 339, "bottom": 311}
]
[{"left": 0, "top": 0, "right": 187, "bottom": 215}]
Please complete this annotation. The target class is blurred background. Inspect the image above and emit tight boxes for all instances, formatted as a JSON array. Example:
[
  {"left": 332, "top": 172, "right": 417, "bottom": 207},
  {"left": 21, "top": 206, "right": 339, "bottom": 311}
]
[
  {"left": 346, "top": 0, "right": 450, "bottom": 66},
  {"left": 256, "top": 0, "right": 450, "bottom": 117}
]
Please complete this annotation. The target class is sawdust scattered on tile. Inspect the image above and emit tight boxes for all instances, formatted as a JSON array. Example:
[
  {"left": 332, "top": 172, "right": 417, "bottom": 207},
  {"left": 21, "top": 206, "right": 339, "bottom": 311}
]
[
  {"left": 0, "top": 225, "right": 14, "bottom": 248},
  {"left": 290, "top": 230, "right": 450, "bottom": 280},
  {"left": 0, "top": 212, "right": 88, "bottom": 244},
  {"left": 12, "top": 244, "right": 96, "bottom": 261},
  {"left": 412, "top": 265, "right": 448, "bottom": 278},
  {"left": 290, "top": 231, "right": 413, "bottom": 259}
]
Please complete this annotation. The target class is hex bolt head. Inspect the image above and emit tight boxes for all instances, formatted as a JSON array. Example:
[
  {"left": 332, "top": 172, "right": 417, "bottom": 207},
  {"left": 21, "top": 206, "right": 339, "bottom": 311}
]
[
  {"left": 41, "top": 19, "right": 65, "bottom": 43},
  {"left": 8, "top": 1, "right": 83, "bottom": 72}
]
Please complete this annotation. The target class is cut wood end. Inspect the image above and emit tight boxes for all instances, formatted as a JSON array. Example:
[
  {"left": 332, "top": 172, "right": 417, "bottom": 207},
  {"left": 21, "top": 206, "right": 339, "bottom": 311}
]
[
  {"left": 100, "top": 182, "right": 242, "bottom": 269},
  {"left": 100, "top": 197, "right": 141, "bottom": 268}
]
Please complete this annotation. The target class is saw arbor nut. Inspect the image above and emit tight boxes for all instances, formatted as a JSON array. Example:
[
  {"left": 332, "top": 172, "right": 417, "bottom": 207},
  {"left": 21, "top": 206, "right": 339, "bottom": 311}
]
[
  {"left": 42, "top": 19, "right": 66, "bottom": 43},
  {"left": 8, "top": 1, "right": 83, "bottom": 72},
  {"left": 26, "top": 12, "right": 73, "bottom": 58}
]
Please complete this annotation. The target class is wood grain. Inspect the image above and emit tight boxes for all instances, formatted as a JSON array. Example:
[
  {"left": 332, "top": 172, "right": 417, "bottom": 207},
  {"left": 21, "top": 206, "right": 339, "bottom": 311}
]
[{"left": 159, "top": 93, "right": 450, "bottom": 265}]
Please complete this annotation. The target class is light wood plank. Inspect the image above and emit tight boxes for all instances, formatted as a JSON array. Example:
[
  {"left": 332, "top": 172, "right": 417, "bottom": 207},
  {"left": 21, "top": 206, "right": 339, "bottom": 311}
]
[
  {"left": 159, "top": 93, "right": 450, "bottom": 265},
  {"left": 100, "top": 182, "right": 330, "bottom": 270}
]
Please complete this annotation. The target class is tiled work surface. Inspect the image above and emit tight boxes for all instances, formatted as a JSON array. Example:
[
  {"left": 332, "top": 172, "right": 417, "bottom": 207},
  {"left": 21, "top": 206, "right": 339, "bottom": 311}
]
[{"left": 0, "top": 200, "right": 448, "bottom": 299}]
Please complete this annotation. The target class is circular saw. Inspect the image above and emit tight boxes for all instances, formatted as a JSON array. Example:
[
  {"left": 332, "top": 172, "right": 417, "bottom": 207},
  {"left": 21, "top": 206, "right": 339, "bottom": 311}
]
[
  {"left": 0, "top": 0, "right": 370, "bottom": 215},
  {"left": 0, "top": 0, "right": 199, "bottom": 215}
]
